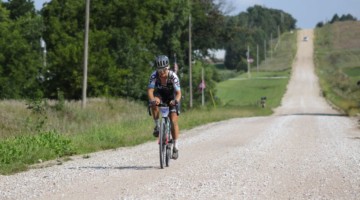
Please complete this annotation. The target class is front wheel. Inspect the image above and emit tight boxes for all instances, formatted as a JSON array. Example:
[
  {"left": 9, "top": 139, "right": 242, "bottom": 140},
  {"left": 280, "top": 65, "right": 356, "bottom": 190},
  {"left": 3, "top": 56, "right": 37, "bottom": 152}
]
[{"left": 159, "top": 120, "right": 166, "bottom": 169}]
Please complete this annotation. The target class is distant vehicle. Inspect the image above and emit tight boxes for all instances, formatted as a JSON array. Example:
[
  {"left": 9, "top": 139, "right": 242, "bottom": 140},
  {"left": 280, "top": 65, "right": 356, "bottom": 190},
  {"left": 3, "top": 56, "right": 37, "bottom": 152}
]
[{"left": 303, "top": 36, "right": 309, "bottom": 41}]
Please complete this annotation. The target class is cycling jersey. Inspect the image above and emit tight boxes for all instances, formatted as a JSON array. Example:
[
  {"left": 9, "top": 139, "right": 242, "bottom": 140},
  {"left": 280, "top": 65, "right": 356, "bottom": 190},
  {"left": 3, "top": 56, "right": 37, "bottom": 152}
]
[{"left": 148, "top": 70, "right": 180, "bottom": 102}]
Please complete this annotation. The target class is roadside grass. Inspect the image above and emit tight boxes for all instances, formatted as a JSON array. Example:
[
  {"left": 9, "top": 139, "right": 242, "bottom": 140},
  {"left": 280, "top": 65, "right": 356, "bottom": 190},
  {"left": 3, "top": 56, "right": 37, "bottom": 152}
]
[
  {"left": 216, "top": 31, "right": 297, "bottom": 112},
  {"left": 0, "top": 30, "right": 297, "bottom": 175},
  {"left": 72, "top": 119, "right": 153, "bottom": 154},
  {"left": 214, "top": 63, "right": 240, "bottom": 81},
  {"left": 0, "top": 131, "right": 74, "bottom": 174},
  {"left": 0, "top": 99, "right": 267, "bottom": 174},
  {"left": 217, "top": 71, "right": 290, "bottom": 110},
  {"left": 314, "top": 21, "right": 360, "bottom": 116},
  {"left": 179, "top": 105, "right": 271, "bottom": 129},
  {"left": 259, "top": 31, "right": 298, "bottom": 72}
]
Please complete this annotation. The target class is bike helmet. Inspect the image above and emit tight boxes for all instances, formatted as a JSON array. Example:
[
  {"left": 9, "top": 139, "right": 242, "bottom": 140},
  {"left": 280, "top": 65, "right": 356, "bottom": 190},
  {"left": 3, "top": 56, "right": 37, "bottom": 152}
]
[{"left": 155, "top": 55, "right": 169, "bottom": 69}]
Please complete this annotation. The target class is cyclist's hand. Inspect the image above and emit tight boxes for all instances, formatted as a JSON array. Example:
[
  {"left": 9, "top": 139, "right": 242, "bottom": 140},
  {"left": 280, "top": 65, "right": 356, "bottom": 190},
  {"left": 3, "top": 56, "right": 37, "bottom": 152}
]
[
  {"left": 150, "top": 98, "right": 160, "bottom": 106},
  {"left": 170, "top": 99, "right": 178, "bottom": 106},
  {"left": 149, "top": 99, "right": 156, "bottom": 106}
]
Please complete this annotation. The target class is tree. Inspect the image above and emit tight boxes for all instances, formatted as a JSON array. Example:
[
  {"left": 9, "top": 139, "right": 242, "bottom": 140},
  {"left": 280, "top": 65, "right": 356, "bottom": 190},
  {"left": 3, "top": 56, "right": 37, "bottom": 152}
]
[
  {"left": 316, "top": 21, "right": 324, "bottom": 28},
  {"left": 41, "top": 0, "right": 191, "bottom": 100},
  {"left": 330, "top": 14, "right": 340, "bottom": 24},
  {"left": 222, "top": 5, "right": 296, "bottom": 70},
  {"left": 317, "top": 13, "right": 357, "bottom": 27},
  {"left": 339, "top": 14, "right": 357, "bottom": 21},
  {"left": 190, "top": 0, "right": 225, "bottom": 54},
  {"left": 3, "top": 0, "right": 36, "bottom": 20},
  {"left": 0, "top": 2, "right": 43, "bottom": 99}
]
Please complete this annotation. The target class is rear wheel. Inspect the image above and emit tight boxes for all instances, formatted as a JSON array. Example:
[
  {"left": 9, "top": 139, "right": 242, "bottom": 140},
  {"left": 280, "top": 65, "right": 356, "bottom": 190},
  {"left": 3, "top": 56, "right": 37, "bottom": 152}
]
[
  {"left": 166, "top": 146, "right": 171, "bottom": 167},
  {"left": 165, "top": 121, "right": 172, "bottom": 167}
]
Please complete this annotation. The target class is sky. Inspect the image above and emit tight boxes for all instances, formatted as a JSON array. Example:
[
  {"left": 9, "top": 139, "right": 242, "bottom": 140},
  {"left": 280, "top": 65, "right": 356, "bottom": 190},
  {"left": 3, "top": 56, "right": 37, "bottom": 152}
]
[
  {"left": 33, "top": 0, "right": 360, "bottom": 29},
  {"left": 223, "top": 0, "right": 360, "bottom": 28}
]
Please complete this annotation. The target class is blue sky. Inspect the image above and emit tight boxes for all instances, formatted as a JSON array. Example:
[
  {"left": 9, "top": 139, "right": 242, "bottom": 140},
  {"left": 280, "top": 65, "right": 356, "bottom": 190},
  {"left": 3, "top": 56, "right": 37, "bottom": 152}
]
[
  {"left": 34, "top": 0, "right": 360, "bottom": 29},
  {"left": 224, "top": 0, "right": 360, "bottom": 28}
]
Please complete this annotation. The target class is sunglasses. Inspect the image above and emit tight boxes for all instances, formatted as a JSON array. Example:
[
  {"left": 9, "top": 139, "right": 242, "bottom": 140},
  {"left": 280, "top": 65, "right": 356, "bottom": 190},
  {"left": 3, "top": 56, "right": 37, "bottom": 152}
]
[{"left": 157, "top": 68, "right": 167, "bottom": 73}]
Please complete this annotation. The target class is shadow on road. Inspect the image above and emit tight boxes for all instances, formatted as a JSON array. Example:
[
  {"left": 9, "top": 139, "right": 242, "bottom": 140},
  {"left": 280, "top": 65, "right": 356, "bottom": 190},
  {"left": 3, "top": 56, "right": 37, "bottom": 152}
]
[
  {"left": 68, "top": 165, "right": 156, "bottom": 171},
  {"left": 350, "top": 137, "right": 360, "bottom": 140},
  {"left": 282, "top": 113, "right": 347, "bottom": 117}
]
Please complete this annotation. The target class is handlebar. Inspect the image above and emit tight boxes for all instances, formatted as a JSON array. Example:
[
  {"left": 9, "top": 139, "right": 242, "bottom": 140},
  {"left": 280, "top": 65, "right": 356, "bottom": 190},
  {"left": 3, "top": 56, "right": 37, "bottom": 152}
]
[{"left": 148, "top": 102, "right": 179, "bottom": 116}]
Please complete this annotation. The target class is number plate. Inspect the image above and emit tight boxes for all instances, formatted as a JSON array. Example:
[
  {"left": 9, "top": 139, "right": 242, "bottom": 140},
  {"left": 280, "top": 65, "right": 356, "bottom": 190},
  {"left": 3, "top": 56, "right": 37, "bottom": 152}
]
[{"left": 160, "top": 107, "right": 170, "bottom": 117}]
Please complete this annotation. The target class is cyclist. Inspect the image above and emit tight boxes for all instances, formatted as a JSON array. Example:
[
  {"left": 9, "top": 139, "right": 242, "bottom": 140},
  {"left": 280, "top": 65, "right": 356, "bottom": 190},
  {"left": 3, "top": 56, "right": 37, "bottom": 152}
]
[{"left": 148, "top": 55, "right": 181, "bottom": 159}]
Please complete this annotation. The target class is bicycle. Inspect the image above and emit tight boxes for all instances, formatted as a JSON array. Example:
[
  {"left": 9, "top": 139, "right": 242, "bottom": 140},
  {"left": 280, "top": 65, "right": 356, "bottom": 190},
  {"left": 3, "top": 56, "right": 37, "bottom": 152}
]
[{"left": 148, "top": 102, "right": 179, "bottom": 169}]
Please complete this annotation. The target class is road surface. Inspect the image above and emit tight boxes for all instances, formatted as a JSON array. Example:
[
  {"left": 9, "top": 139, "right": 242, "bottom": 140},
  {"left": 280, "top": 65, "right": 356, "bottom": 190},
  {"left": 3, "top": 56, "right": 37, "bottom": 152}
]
[{"left": 1, "top": 29, "right": 359, "bottom": 200}]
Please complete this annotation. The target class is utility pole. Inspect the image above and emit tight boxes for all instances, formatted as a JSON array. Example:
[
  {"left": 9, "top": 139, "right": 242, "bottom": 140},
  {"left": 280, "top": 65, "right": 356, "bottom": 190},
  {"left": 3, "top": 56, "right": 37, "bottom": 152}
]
[
  {"left": 274, "top": 25, "right": 281, "bottom": 51},
  {"left": 40, "top": 37, "right": 47, "bottom": 68},
  {"left": 189, "top": 14, "right": 193, "bottom": 108},
  {"left": 82, "top": 0, "right": 90, "bottom": 108},
  {"left": 201, "top": 67, "right": 204, "bottom": 106},
  {"left": 264, "top": 39, "right": 267, "bottom": 61},
  {"left": 278, "top": 25, "right": 281, "bottom": 41},
  {"left": 247, "top": 45, "right": 250, "bottom": 78},
  {"left": 270, "top": 33, "right": 273, "bottom": 59},
  {"left": 257, "top": 44, "right": 259, "bottom": 72}
]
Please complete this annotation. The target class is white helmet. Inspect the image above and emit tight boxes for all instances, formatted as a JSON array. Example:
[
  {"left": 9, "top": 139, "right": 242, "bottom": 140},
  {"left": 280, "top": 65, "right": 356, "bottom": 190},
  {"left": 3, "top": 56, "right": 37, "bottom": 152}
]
[{"left": 155, "top": 55, "right": 169, "bottom": 69}]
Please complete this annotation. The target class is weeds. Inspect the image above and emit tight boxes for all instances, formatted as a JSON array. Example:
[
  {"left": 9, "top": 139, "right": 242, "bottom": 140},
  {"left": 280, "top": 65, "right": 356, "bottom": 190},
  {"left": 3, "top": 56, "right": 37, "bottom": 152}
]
[
  {"left": 315, "top": 21, "right": 360, "bottom": 115},
  {"left": 25, "top": 98, "right": 48, "bottom": 133},
  {"left": 0, "top": 131, "right": 74, "bottom": 174}
]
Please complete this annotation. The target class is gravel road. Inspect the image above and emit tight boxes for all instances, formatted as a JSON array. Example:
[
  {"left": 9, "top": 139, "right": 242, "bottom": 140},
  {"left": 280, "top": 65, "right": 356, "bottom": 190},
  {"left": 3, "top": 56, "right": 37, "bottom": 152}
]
[{"left": 1, "top": 29, "right": 359, "bottom": 200}]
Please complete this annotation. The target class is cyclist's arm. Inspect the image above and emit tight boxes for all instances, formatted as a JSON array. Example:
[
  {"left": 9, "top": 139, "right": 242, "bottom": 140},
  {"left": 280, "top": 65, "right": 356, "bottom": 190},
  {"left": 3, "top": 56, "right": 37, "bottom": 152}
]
[
  {"left": 147, "top": 88, "right": 155, "bottom": 102},
  {"left": 171, "top": 72, "right": 181, "bottom": 103},
  {"left": 174, "top": 89, "right": 181, "bottom": 103},
  {"left": 147, "top": 72, "right": 157, "bottom": 102}
]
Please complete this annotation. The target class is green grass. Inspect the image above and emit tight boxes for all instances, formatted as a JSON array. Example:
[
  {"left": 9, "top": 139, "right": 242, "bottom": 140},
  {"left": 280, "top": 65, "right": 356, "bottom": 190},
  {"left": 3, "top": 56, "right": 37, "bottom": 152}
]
[
  {"left": 315, "top": 21, "right": 360, "bottom": 116},
  {"left": 343, "top": 67, "right": 360, "bottom": 76},
  {"left": 259, "top": 31, "right": 297, "bottom": 71},
  {"left": 216, "top": 30, "right": 296, "bottom": 112},
  {"left": 0, "top": 131, "right": 74, "bottom": 174},
  {"left": 179, "top": 105, "right": 271, "bottom": 128},
  {"left": 217, "top": 71, "right": 290, "bottom": 109},
  {"left": 0, "top": 30, "right": 297, "bottom": 175},
  {"left": 0, "top": 99, "right": 270, "bottom": 175},
  {"left": 213, "top": 63, "right": 241, "bottom": 81}
]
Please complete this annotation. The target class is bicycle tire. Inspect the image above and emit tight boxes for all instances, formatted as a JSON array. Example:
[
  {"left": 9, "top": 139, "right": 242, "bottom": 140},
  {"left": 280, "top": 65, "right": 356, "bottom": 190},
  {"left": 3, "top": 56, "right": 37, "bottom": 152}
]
[
  {"left": 159, "top": 118, "right": 166, "bottom": 169},
  {"left": 166, "top": 147, "right": 171, "bottom": 167},
  {"left": 165, "top": 118, "right": 172, "bottom": 167}
]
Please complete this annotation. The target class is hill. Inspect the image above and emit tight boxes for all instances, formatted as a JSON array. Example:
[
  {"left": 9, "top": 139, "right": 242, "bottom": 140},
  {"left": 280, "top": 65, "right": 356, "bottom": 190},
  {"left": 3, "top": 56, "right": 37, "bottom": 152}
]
[{"left": 314, "top": 21, "right": 360, "bottom": 116}]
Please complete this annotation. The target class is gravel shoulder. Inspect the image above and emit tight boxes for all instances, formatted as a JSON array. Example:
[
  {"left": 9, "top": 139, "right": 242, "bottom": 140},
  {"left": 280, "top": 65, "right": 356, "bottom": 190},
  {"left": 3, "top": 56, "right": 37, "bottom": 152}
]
[{"left": 1, "top": 29, "right": 360, "bottom": 200}]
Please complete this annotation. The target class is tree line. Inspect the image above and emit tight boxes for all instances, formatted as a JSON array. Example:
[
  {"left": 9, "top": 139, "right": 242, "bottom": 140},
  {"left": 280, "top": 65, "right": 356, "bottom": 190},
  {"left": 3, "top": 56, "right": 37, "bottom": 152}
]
[
  {"left": 316, "top": 13, "right": 357, "bottom": 28},
  {"left": 0, "top": 0, "right": 296, "bottom": 107}
]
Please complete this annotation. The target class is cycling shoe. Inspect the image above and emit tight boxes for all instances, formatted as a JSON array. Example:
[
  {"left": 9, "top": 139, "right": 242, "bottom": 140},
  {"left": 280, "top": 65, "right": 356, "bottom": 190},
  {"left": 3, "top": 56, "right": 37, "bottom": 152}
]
[
  {"left": 153, "top": 126, "right": 159, "bottom": 137},
  {"left": 172, "top": 147, "right": 179, "bottom": 160}
]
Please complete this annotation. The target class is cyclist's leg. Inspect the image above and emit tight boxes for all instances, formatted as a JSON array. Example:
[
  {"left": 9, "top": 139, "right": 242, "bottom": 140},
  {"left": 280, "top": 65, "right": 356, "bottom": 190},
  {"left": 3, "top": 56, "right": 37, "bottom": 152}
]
[
  {"left": 170, "top": 112, "right": 180, "bottom": 155},
  {"left": 170, "top": 112, "right": 179, "bottom": 141},
  {"left": 151, "top": 97, "right": 161, "bottom": 119},
  {"left": 151, "top": 97, "right": 161, "bottom": 137},
  {"left": 170, "top": 112, "right": 180, "bottom": 159}
]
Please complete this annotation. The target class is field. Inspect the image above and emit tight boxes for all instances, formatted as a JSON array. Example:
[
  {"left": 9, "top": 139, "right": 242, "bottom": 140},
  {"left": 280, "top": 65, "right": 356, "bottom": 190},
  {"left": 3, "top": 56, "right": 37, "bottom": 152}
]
[
  {"left": 217, "top": 31, "right": 297, "bottom": 110},
  {"left": 217, "top": 72, "right": 289, "bottom": 109},
  {"left": 314, "top": 21, "right": 360, "bottom": 115}
]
